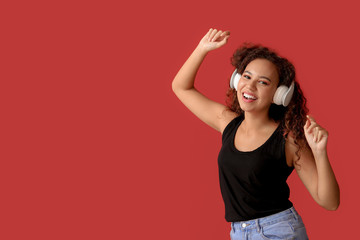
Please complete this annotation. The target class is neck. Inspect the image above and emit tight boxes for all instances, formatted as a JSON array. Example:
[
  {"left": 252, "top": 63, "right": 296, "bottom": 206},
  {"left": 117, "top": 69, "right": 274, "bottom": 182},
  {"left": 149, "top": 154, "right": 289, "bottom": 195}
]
[{"left": 242, "top": 111, "right": 276, "bottom": 131}]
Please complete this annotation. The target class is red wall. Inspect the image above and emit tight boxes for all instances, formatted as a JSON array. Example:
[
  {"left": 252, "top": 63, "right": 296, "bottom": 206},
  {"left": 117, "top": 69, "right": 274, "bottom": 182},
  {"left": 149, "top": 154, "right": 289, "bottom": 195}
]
[{"left": 1, "top": 0, "right": 359, "bottom": 239}]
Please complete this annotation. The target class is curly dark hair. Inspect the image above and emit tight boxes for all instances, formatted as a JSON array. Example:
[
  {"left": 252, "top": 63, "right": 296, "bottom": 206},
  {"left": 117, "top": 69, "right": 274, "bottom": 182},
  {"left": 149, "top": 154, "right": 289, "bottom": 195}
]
[{"left": 225, "top": 43, "right": 310, "bottom": 167}]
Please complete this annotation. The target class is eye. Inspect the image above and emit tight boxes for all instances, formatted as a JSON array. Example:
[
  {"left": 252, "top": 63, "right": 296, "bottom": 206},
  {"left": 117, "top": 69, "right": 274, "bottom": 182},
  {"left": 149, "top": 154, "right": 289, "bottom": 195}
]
[
  {"left": 243, "top": 75, "right": 251, "bottom": 79},
  {"left": 259, "top": 80, "right": 269, "bottom": 85}
]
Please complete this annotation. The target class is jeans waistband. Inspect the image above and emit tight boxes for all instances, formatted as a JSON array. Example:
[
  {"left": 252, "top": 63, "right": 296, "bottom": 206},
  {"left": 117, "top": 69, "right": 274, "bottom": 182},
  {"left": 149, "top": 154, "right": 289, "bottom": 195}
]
[{"left": 231, "top": 207, "right": 300, "bottom": 231}]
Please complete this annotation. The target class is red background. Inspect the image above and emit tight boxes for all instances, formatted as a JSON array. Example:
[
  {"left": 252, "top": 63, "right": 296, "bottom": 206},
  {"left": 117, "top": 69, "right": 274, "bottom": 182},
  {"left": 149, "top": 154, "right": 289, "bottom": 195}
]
[{"left": 1, "top": 0, "right": 359, "bottom": 239}]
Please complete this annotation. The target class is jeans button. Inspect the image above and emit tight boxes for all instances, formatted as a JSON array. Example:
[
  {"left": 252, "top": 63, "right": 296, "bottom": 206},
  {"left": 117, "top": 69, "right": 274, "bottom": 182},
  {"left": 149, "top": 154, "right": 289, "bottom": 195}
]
[{"left": 241, "top": 223, "right": 247, "bottom": 228}]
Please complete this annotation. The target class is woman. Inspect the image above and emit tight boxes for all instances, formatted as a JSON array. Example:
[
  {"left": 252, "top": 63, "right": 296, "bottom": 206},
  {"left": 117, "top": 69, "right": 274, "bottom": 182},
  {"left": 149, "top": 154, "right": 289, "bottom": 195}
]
[{"left": 171, "top": 28, "right": 340, "bottom": 240}]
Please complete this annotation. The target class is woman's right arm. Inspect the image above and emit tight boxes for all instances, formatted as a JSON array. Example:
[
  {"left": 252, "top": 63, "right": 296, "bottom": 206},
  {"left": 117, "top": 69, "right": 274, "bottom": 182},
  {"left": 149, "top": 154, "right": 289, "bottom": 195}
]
[{"left": 171, "top": 29, "right": 236, "bottom": 133}]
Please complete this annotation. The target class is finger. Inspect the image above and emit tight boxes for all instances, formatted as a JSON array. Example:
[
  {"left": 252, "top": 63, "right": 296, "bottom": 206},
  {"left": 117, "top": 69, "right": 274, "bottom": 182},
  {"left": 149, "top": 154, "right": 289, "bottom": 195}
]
[
  {"left": 211, "top": 30, "right": 223, "bottom": 42},
  {"left": 219, "top": 31, "right": 230, "bottom": 42},
  {"left": 220, "top": 31, "right": 230, "bottom": 40},
  {"left": 306, "top": 116, "right": 317, "bottom": 129},
  {"left": 209, "top": 29, "right": 218, "bottom": 41},
  {"left": 206, "top": 28, "right": 213, "bottom": 40},
  {"left": 308, "top": 124, "right": 318, "bottom": 136},
  {"left": 205, "top": 28, "right": 212, "bottom": 38},
  {"left": 304, "top": 117, "right": 311, "bottom": 129},
  {"left": 306, "top": 115, "right": 326, "bottom": 134},
  {"left": 220, "top": 31, "right": 230, "bottom": 37},
  {"left": 223, "top": 34, "right": 230, "bottom": 43},
  {"left": 217, "top": 35, "right": 230, "bottom": 47},
  {"left": 318, "top": 129, "right": 328, "bottom": 142},
  {"left": 314, "top": 127, "right": 319, "bottom": 142},
  {"left": 317, "top": 130, "right": 325, "bottom": 143},
  {"left": 306, "top": 121, "right": 317, "bottom": 134},
  {"left": 317, "top": 128, "right": 327, "bottom": 143},
  {"left": 307, "top": 115, "right": 316, "bottom": 123}
]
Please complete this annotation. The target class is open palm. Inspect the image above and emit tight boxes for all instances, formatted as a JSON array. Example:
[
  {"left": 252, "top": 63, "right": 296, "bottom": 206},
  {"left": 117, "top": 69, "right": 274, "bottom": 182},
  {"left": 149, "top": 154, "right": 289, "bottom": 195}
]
[{"left": 198, "top": 28, "right": 230, "bottom": 52}]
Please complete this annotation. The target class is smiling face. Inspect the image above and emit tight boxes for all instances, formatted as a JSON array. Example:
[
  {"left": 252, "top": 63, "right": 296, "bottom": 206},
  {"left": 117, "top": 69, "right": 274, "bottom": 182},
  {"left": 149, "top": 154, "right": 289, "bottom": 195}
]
[{"left": 237, "top": 58, "right": 280, "bottom": 113}]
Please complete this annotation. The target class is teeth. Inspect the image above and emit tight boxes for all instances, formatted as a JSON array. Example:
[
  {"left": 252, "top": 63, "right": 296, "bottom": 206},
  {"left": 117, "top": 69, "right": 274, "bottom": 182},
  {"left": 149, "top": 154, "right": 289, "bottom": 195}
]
[{"left": 243, "top": 93, "right": 257, "bottom": 100}]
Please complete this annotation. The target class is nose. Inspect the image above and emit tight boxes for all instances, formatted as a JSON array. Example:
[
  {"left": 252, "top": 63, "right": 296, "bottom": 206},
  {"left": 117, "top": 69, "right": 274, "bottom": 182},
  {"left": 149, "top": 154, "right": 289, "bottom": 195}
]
[{"left": 246, "top": 79, "right": 257, "bottom": 91}]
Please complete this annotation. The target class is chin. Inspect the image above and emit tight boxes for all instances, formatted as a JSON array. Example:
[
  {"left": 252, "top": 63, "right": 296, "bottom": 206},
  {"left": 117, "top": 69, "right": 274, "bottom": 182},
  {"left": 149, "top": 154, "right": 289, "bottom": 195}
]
[{"left": 239, "top": 104, "right": 254, "bottom": 112}]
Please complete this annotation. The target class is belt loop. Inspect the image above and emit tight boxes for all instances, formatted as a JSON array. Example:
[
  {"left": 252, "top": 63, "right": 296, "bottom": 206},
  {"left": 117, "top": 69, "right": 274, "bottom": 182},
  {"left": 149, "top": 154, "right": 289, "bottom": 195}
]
[
  {"left": 256, "top": 219, "right": 260, "bottom": 233},
  {"left": 290, "top": 207, "right": 298, "bottom": 220}
]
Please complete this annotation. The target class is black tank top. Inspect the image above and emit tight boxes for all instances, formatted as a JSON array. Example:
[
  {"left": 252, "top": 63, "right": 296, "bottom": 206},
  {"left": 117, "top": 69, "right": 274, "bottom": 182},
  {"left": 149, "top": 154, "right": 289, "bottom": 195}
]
[{"left": 217, "top": 115, "right": 294, "bottom": 222}]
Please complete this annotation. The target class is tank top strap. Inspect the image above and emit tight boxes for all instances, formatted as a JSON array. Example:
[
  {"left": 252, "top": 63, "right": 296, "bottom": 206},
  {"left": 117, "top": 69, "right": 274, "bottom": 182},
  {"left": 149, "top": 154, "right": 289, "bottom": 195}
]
[{"left": 221, "top": 115, "right": 243, "bottom": 144}]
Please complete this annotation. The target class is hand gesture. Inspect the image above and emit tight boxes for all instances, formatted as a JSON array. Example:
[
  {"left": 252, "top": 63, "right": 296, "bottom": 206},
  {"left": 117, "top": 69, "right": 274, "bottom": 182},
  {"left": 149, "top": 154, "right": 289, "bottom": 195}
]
[
  {"left": 304, "top": 115, "right": 329, "bottom": 153},
  {"left": 198, "top": 28, "right": 230, "bottom": 52}
]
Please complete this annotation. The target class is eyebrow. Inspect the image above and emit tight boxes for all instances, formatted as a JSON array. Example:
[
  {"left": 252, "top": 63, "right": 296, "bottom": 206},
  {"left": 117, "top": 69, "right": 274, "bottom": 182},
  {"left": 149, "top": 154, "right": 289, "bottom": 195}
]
[{"left": 244, "top": 71, "right": 272, "bottom": 82}]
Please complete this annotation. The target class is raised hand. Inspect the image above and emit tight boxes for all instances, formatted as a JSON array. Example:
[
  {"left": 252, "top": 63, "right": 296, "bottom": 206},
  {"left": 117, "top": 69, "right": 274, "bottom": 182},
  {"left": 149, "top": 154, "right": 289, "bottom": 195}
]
[
  {"left": 198, "top": 28, "right": 230, "bottom": 52},
  {"left": 304, "top": 115, "right": 329, "bottom": 153}
]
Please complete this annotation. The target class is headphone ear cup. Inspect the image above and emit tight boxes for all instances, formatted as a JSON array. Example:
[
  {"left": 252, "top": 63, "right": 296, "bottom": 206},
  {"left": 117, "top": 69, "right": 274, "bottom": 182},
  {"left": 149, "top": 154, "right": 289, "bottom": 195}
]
[
  {"left": 230, "top": 69, "right": 241, "bottom": 91},
  {"left": 273, "top": 82, "right": 295, "bottom": 107},
  {"left": 273, "top": 85, "right": 288, "bottom": 106},
  {"left": 282, "top": 82, "right": 294, "bottom": 107}
]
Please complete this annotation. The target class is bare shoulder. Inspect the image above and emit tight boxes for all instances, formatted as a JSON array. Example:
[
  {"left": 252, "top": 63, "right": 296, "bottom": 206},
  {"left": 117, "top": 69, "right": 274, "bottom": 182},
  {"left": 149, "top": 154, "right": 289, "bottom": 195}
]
[{"left": 218, "top": 108, "right": 239, "bottom": 135}]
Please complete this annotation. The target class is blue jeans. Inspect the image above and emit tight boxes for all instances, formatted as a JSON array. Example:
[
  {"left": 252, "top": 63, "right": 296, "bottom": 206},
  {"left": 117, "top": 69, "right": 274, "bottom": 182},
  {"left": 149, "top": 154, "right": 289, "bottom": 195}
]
[{"left": 230, "top": 207, "right": 309, "bottom": 240}]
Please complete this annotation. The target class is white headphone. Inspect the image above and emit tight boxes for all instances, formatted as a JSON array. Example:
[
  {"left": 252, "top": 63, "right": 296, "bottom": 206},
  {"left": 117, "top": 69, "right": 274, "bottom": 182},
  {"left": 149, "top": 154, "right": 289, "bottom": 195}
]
[{"left": 230, "top": 69, "right": 294, "bottom": 107}]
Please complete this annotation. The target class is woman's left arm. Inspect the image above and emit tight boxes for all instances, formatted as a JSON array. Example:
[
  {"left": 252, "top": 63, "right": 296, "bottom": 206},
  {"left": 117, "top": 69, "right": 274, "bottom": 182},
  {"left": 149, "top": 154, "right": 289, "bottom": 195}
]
[{"left": 287, "top": 115, "right": 340, "bottom": 210}]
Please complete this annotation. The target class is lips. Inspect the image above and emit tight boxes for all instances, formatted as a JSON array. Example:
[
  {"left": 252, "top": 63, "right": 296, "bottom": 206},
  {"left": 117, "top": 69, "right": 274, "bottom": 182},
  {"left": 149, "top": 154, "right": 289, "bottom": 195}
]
[{"left": 242, "top": 92, "right": 257, "bottom": 100}]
